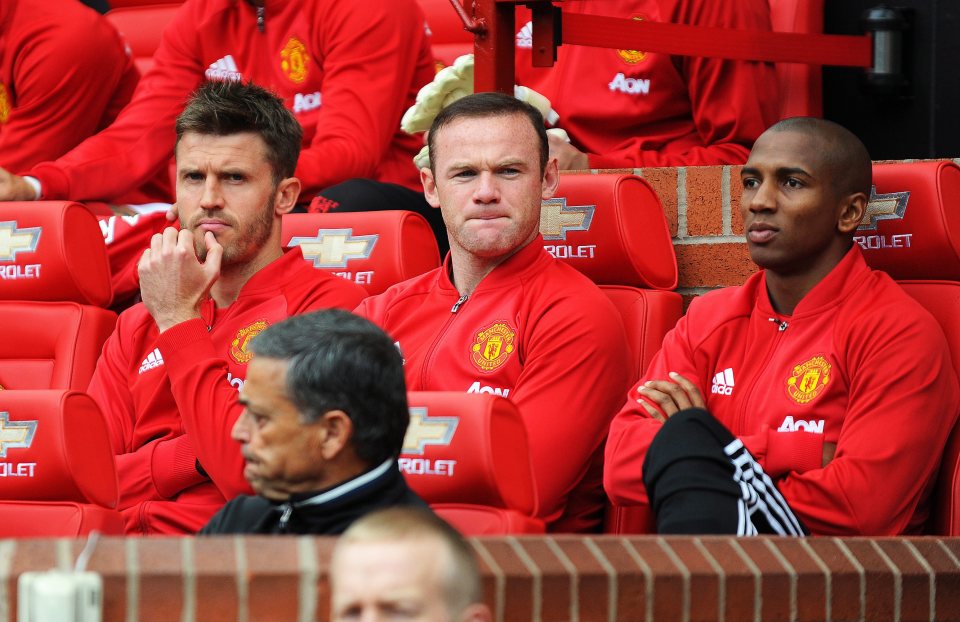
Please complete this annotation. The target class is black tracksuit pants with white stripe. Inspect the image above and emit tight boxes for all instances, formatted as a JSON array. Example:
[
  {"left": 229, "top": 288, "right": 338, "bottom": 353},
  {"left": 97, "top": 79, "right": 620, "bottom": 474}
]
[{"left": 642, "top": 408, "right": 808, "bottom": 536}]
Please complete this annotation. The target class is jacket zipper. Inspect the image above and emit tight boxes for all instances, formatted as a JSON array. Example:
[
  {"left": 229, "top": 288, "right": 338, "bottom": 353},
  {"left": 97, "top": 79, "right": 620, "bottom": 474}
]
[
  {"left": 256, "top": 5, "right": 265, "bottom": 32},
  {"left": 734, "top": 317, "right": 789, "bottom": 434},
  {"left": 418, "top": 294, "right": 468, "bottom": 388}
]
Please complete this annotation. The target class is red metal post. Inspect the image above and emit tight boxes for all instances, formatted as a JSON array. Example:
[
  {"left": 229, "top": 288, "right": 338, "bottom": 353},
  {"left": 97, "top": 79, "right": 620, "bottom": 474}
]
[{"left": 472, "top": 0, "right": 517, "bottom": 93}]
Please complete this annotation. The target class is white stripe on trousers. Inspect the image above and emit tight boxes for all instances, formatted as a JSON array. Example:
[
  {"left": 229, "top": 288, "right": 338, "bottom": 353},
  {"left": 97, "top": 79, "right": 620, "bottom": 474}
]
[{"left": 724, "top": 438, "right": 805, "bottom": 536}]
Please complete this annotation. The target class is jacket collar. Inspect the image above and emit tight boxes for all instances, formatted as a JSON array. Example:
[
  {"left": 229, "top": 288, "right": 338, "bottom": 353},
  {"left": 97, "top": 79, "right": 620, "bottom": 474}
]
[
  {"left": 757, "top": 244, "right": 870, "bottom": 319},
  {"left": 437, "top": 236, "right": 550, "bottom": 295}
]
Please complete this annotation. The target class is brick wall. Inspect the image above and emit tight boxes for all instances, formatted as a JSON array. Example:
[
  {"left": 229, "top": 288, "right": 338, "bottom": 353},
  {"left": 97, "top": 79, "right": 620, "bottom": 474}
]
[{"left": 3, "top": 535, "right": 960, "bottom": 621}]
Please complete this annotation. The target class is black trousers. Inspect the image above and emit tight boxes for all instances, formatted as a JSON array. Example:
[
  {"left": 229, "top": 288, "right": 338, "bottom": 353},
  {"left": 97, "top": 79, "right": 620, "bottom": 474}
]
[
  {"left": 307, "top": 178, "right": 449, "bottom": 257},
  {"left": 642, "top": 408, "right": 808, "bottom": 536}
]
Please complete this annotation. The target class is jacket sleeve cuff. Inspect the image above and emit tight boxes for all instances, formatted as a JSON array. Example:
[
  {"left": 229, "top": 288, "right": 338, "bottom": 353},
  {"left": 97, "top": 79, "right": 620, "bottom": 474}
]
[
  {"left": 26, "top": 164, "right": 69, "bottom": 200},
  {"left": 151, "top": 435, "right": 206, "bottom": 498},
  {"left": 765, "top": 431, "right": 824, "bottom": 478},
  {"left": 155, "top": 318, "right": 218, "bottom": 362}
]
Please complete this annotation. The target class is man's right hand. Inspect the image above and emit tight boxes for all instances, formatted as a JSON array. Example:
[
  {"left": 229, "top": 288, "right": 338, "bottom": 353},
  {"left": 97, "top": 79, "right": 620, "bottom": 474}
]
[{"left": 0, "top": 167, "right": 38, "bottom": 201}]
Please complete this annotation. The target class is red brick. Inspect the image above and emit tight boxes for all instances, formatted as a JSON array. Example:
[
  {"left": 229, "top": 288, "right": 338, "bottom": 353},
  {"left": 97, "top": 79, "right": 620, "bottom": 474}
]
[
  {"left": 730, "top": 165, "right": 745, "bottom": 234},
  {"left": 480, "top": 539, "right": 537, "bottom": 622},
  {"left": 685, "top": 166, "right": 724, "bottom": 237},
  {"left": 804, "top": 538, "right": 863, "bottom": 622},
  {"left": 766, "top": 538, "right": 829, "bottom": 622},
  {"left": 74, "top": 537, "right": 128, "bottom": 622},
  {"left": 551, "top": 537, "right": 612, "bottom": 622},
  {"left": 674, "top": 242, "right": 756, "bottom": 288},
  {"left": 244, "top": 535, "right": 301, "bottom": 622},
  {"left": 137, "top": 538, "right": 185, "bottom": 622},
  {"left": 510, "top": 538, "right": 571, "bottom": 620},
  {"left": 642, "top": 167, "right": 679, "bottom": 237},
  {"left": 665, "top": 538, "right": 724, "bottom": 622},
  {"left": 698, "top": 538, "right": 759, "bottom": 622},
  {"left": 910, "top": 539, "right": 960, "bottom": 620},
  {"left": 624, "top": 538, "right": 689, "bottom": 620},
  {"left": 470, "top": 541, "right": 502, "bottom": 617},
  {"left": 842, "top": 539, "right": 897, "bottom": 621},
  {"left": 589, "top": 538, "right": 651, "bottom": 620},
  {"left": 875, "top": 539, "right": 932, "bottom": 622},
  {"left": 735, "top": 539, "right": 791, "bottom": 622},
  {"left": 192, "top": 537, "right": 239, "bottom": 622}
]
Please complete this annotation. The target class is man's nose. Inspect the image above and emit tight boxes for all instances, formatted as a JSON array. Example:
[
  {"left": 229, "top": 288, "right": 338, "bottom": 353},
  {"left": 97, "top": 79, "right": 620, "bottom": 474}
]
[
  {"left": 231, "top": 412, "right": 250, "bottom": 443},
  {"left": 748, "top": 180, "right": 776, "bottom": 212},
  {"left": 473, "top": 171, "right": 500, "bottom": 203},
  {"left": 199, "top": 177, "right": 224, "bottom": 209}
]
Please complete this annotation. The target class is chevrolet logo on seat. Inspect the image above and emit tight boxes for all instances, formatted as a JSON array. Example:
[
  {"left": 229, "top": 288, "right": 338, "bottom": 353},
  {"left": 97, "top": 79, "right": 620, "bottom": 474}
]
[
  {"left": 0, "top": 412, "right": 38, "bottom": 458},
  {"left": 402, "top": 407, "right": 458, "bottom": 455},
  {"left": 539, "top": 198, "right": 596, "bottom": 240},
  {"left": 858, "top": 186, "right": 909, "bottom": 231},
  {"left": 0, "top": 221, "right": 41, "bottom": 261},
  {"left": 288, "top": 228, "right": 378, "bottom": 268}
]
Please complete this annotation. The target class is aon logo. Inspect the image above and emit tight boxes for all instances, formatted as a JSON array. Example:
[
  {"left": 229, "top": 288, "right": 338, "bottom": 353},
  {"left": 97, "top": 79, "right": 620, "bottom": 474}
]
[
  {"left": 467, "top": 381, "right": 510, "bottom": 398},
  {"left": 777, "top": 416, "right": 824, "bottom": 434}
]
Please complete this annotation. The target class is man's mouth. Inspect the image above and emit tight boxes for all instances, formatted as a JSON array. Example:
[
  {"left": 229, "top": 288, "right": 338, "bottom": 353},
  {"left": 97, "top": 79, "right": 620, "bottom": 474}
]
[{"left": 746, "top": 222, "right": 779, "bottom": 244}]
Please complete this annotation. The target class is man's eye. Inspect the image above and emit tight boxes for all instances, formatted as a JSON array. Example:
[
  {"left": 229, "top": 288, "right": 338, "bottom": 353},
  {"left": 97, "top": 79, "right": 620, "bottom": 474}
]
[
  {"left": 741, "top": 178, "right": 759, "bottom": 189},
  {"left": 784, "top": 178, "right": 803, "bottom": 189},
  {"left": 454, "top": 170, "right": 476, "bottom": 179},
  {"left": 184, "top": 172, "right": 203, "bottom": 182},
  {"left": 500, "top": 168, "right": 520, "bottom": 176}
]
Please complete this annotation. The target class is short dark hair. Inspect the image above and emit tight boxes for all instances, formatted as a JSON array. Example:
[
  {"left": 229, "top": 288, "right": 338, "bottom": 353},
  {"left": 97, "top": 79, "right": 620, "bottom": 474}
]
[
  {"left": 765, "top": 117, "right": 872, "bottom": 198},
  {"left": 175, "top": 80, "right": 303, "bottom": 184},
  {"left": 428, "top": 91, "right": 548, "bottom": 174},
  {"left": 248, "top": 309, "right": 409, "bottom": 466}
]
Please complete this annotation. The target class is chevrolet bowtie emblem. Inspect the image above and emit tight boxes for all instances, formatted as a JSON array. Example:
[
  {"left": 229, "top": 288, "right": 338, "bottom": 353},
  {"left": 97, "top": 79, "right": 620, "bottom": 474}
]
[
  {"left": 859, "top": 186, "right": 909, "bottom": 231},
  {"left": 0, "top": 412, "right": 38, "bottom": 458},
  {"left": 289, "top": 228, "right": 378, "bottom": 269},
  {"left": 0, "top": 221, "right": 41, "bottom": 261},
  {"left": 402, "top": 407, "right": 458, "bottom": 455},
  {"left": 540, "top": 198, "right": 596, "bottom": 240}
]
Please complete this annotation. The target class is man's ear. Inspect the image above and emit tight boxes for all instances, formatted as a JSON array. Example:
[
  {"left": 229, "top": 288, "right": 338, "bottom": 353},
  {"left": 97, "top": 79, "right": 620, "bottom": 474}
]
[
  {"left": 421, "top": 166, "right": 441, "bottom": 208},
  {"left": 837, "top": 191, "right": 868, "bottom": 235},
  {"left": 274, "top": 177, "right": 302, "bottom": 216},
  {"left": 318, "top": 410, "right": 353, "bottom": 461},
  {"left": 541, "top": 157, "right": 560, "bottom": 200}
]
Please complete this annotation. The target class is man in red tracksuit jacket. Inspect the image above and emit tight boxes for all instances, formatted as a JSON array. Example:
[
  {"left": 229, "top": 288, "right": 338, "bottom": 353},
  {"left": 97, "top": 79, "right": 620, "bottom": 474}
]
[
  {"left": 0, "top": 0, "right": 438, "bottom": 303},
  {"left": 604, "top": 117, "right": 960, "bottom": 536},
  {"left": 0, "top": 0, "right": 139, "bottom": 174},
  {"left": 86, "top": 81, "right": 367, "bottom": 534},
  {"left": 356, "top": 92, "right": 632, "bottom": 533},
  {"left": 515, "top": 0, "right": 779, "bottom": 169}
]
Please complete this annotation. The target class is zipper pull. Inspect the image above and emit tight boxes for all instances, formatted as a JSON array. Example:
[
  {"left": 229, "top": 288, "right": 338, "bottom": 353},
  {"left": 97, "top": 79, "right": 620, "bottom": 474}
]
[
  {"left": 451, "top": 293, "right": 468, "bottom": 313},
  {"left": 768, "top": 317, "right": 789, "bottom": 332},
  {"left": 278, "top": 504, "right": 292, "bottom": 531},
  {"left": 256, "top": 5, "right": 265, "bottom": 32}
]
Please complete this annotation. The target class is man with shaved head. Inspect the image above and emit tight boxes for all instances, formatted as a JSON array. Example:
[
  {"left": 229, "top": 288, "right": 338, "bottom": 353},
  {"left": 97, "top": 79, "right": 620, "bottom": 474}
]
[{"left": 604, "top": 117, "right": 960, "bottom": 536}]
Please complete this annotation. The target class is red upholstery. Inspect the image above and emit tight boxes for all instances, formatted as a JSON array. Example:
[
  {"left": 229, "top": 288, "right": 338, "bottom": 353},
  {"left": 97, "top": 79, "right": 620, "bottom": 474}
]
[
  {"left": 106, "top": 4, "right": 181, "bottom": 74},
  {"left": 282, "top": 210, "right": 441, "bottom": 295},
  {"left": 769, "top": 0, "right": 824, "bottom": 118},
  {"left": 859, "top": 160, "right": 960, "bottom": 535},
  {"left": 0, "top": 202, "right": 116, "bottom": 390},
  {"left": 0, "top": 391, "right": 123, "bottom": 537},
  {"left": 418, "top": 0, "right": 473, "bottom": 68},
  {"left": 402, "top": 391, "right": 544, "bottom": 534}
]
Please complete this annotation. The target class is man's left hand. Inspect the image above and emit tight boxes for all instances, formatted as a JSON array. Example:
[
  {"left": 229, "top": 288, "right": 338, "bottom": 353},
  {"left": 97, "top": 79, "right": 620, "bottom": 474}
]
[
  {"left": 637, "top": 372, "right": 706, "bottom": 422},
  {"left": 548, "top": 132, "right": 590, "bottom": 170},
  {"left": 138, "top": 227, "right": 223, "bottom": 332}
]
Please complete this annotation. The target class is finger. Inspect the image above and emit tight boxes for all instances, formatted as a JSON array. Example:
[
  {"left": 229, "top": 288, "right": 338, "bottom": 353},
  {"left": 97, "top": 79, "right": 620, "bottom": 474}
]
[
  {"left": 202, "top": 231, "right": 223, "bottom": 277},
  {"left": 176, "top": 228, "right": 196, "bottom": 257},
  {"left": 637, "top": 382, "right": 682, "bottom": 418},
  {"left": 166, "top": 203, "right": 180, "bottom": 223},
  {"left": 668, "top": 372, "right": 706, "bottom": 409},
  {"left": 636, "top": 398, "right": 666, "bottom": 423},
  {"left": 647, "top": 378, "right": 696, "bottom": 411},
  {"left": 149, "top": 231, "right": 164, "bottom": 255},
  {"left": 161, "top": 226, "right": 180, "bottom": 252}
]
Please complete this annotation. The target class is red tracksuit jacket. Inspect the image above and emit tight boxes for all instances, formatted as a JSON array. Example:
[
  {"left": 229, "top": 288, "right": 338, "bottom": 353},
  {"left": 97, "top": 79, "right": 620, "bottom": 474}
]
[
  {"left": 26, "top": 0, "right": 435, "bottom": 202},
  {"left": 605, "top": 246, "right": 960, "bottom": 535},
  {"left": 86, "top": 249, "right": 367, "bottom": 534},
  {"left": 515, "top": 0, "right": 779, "bottom": 167},
  {"left": 357, "top": 238, "right": 632, "bottom": 532}
]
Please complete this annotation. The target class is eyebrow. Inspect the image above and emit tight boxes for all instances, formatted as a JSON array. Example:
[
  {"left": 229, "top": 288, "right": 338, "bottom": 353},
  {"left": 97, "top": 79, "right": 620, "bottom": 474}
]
[{"left": 741, "top": 166, "right": 812, "bottom": 178}]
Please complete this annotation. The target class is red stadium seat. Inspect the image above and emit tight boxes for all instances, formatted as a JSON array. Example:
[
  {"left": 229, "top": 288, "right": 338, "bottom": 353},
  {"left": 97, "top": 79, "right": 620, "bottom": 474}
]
[
  {"left": 402, "top": 391, "right": 544, "bottom": 534},
  {"left": 540, "top": 173, "right": 680, "bottom": 534},
  {"left": 770, "top": 0, "right": 824, "bottom": 118},
  {"left": 0, "top": 391, "right": 123, "bottom": 537},
  {"left": 418, "top": 0, "right": 473, "bottom": 69},
  {"left": 282, "top": 210, "right": 441, "bottom": 295},
  {"left": 861, "top": 160, "right": 960, "bottom": 535},
  {"left": 0, "top": 202, "right": 116, "bottom": 390},
  {"left": 106, "top": 4, "right": 181, "bottom": 74}
]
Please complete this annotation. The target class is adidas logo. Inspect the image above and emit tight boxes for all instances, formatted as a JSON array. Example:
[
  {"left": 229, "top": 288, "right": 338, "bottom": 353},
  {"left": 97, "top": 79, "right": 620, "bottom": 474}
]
[
  {"left": 516, "top": 21, "right": 532, "bottom": 49},
  {"left": 138, "top": 348, "right": 165, "bottom": 374},
  {"left": 205, "top": 55, "right": 242, "bottom": 81},
  {"left": 711, "top": 367, "right": 735, "bottom": 395}
]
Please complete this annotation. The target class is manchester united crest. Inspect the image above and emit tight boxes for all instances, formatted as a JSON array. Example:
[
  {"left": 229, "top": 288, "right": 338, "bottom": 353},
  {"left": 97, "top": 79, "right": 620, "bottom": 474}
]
[
  {"left": 281, "top": 37, "right": 309, "bottom": 84},
  {"left": 470, "top": 321, "right": 516, "bottom": 373},
  {"left": 230, "top": 320, "right": 269, "bottom": 364},
  {"left": 786, "top": 355, "right": 831, "bottom": 405},
  {"left": 616, "top": 16, "right": 648, "bottom": 64}
]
